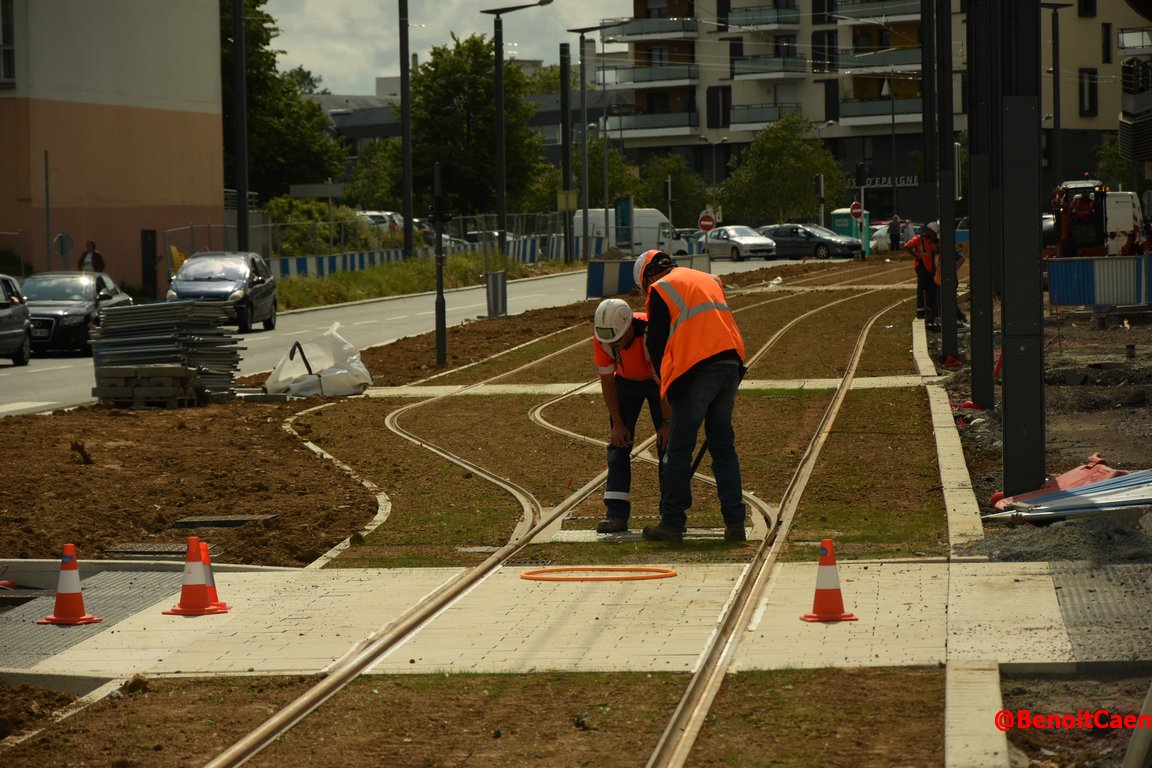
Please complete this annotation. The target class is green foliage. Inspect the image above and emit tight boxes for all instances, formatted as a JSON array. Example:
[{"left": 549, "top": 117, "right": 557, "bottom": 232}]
[
  {"left": 577, "top": 135, "right": 643, "bottom": 209},
  {"left": 1095, "top": 134, "right": 1146, "bottom": 194},
  {"left": 219, "top": 0, "right": 345, "bottom": 199},
  {"left": 345, "top": 139, "right": 404, "bottom": 211},
  {"left": 520, "top": 163, "right": 564, "bottom": 214},
  {"left": 635, "top": 154, "right": 708, "bottom": 228},
  {"left": 263, "top": 196, "right": 402, "bottom": 256},
  {"left": 410, "top": 34, "right": 544, "bottom": 217},
  {"left": 522, "top": 64, "right": 584, "bottom": 95},
  {"left": 719, "top": 113, "right": 846, "bottom": 225},
  {"left": 274, "top": 254, "right": 575, "bottom": 310}
]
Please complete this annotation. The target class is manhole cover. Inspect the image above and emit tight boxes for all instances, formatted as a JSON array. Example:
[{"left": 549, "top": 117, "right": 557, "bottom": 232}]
[{"left": 106, "top": 542, "right": 216, "bottom": 559}]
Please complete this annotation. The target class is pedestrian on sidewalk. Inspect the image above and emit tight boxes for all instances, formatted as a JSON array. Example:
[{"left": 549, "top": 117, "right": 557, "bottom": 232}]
[
  {"left": 592, "top": 298, "right": 669, "bottom": 534},
  {"left": 632, "top": 250, "right": 748, "bottom": 543},
  {"left": 905, "top": 222, "right": 940, "bottom": 330},
  {"left": 77, "top": 241, "right": 105, "bottom": 272}
]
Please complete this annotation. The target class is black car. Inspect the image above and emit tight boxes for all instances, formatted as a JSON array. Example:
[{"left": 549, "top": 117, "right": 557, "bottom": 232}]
[
  {"left": 0, "top": 273, "right": 32, "bottom": 365},
  {"left": 21, "top": 271, "right": 134, "bottom": 353},
  {"left": 166, "top": 251, "right": 277, "bottom": 333},
  {"left": 758, "top": 223, "right": 863, "bottom": 260}
]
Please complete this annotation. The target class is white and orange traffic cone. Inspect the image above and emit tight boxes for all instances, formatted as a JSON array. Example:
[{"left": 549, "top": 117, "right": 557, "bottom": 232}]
[
  {"left": 800, "top": 538, "right": 858, "bottom": 623},
  {"left": 199, "top": 541, "right": 230, "bottom": 612},
  {"left": 37, "top": 543, "right": 102, "bottom": 625},
  {"left": 163, "top": 537, "right": 227, "bottom": 616}
]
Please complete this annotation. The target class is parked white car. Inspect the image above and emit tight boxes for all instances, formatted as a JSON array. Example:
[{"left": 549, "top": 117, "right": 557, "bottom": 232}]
[{"left": 700, "top": 225, "right": 776, "bottom": 261}]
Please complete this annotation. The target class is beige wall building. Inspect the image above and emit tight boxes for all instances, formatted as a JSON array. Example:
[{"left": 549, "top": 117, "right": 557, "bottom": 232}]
[{"left": 0, "top": 0, "right": 224, "bottom": 295}]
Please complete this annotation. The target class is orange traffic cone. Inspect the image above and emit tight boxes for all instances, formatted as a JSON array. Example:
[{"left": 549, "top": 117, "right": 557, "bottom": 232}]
[
  {"left": 801, "top": 538, "right": 858, "bottom": 623},
  {"left": 37, "top": 544, "right": 102, "bottom": 625},
  {"left": 163, "top": 537, "right": 227, "bottom": 616},
  {"left": 200, "top": 541, "right": 230, "bottom": 612}
]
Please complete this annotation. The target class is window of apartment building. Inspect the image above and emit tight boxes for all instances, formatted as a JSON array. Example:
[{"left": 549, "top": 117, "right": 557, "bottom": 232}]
[
  {"left": 648, "top": 46, "right": 670, "bottom": 66},
  {"left": 1102, "top": 23, "right": 1112, "bottom": 64},
  {"left": 812, "top": 0, "right": 836, "bottom": 26},
  {"left": 716, "top": 0, "right": 730, "bottom": 32},
  {"left": 1, "top": 0, "right": 14, "bottom": 85},
  {"left": 774, "top": 35, "right": 797, "bottom": 60},
  {"left": 645, "top": 0, "right": 669, "bottom": 18},
  {"left": 706, "top": 85, "right": 732, "bottom": 129},
  {"left": 1077, "top": 0, "right": 1095, "bottom": 17},
  {"left": 811, "top": 30, "right": 838, "bottom": 73},
  {"left": 727, "top": 37, "right": 743, "bottom": 80},
  {"left": 1079, "top": 68, "right": 1098, "bottom": 116}
]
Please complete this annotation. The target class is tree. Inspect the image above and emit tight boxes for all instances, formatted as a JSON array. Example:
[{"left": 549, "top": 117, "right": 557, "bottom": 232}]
[
  {"left": 719, "top": 113, "right": 846, "bottom": 225},
  {"left": 219, "top": 0, "right": 345, "bottom": 200},
  {"left": 345, "top": 139, "right": 404, "bottom": 211},
  {"left": 1095, "top": 134, "right": 1146, "bottom": 194},
  {"left": 522, "top": 64, "right": 585, "bottom": 95},
  {"left": 409, "top": 33, "right": 543, "bottom": 217},
  {"left": 635, "top": 154, "right": 708, "bottom": 228}
]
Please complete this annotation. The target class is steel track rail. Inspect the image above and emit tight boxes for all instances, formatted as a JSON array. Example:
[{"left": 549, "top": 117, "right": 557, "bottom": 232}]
[{"left": 644, "top": 295, "right": 913, "bottom": 768}]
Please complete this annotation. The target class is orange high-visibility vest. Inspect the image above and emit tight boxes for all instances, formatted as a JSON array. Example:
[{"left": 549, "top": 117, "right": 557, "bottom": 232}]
[
  {"left": 908, "top": 234, "right": 937, "bottom": 273},
  {"left": 592, "top": 312, "right": 657, "bottom": 381},
  {"left": 649, "top": 269, "right": 744, "bottom": 399}
]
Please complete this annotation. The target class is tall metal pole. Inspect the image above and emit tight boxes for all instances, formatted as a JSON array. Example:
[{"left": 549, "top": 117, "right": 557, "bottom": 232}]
[
  {"left": 232, "top": 0, "right": 249, "bottom": 251},
  {"left": 494, "top": 14, "right": 507, "bottom": 264},
  {"left": 400, "top": 0, "right": 413, "bottom": 258},
  {"left": 579, "top": 34, "right": 590, "bottom": 260},
  {"left": 434, "top": 162, "right": 446, "bottom": 367},
  {"left": 1042, "top": 3, "right": 1071, "bottom": 184},
  {"left": 602, "top": 32, "right": 610, "bottom": 240},
  {"left": 890, "top": 78, "right": 897, "bottom": 216},
  {"left": 560, "top": 43, "right": 573, "bottom": 263}
]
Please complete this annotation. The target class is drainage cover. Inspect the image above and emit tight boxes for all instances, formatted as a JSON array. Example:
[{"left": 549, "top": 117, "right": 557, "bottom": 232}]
[
  {"left": 173, "top": 514, "right": 277, "bottom": 528},
  {"left": 106, "top": 542, "right": 214, "bottom": 559}
]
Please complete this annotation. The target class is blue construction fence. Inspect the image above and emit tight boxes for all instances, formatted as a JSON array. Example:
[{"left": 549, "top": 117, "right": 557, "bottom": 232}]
[{"left": 1047, "top": 255, "right": 1151, "bottom": 309}]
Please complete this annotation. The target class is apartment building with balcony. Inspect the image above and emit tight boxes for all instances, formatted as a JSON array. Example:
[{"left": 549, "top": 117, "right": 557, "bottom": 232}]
[{"left": 596, "top": 0, "right": 1144, "bottom": 223}]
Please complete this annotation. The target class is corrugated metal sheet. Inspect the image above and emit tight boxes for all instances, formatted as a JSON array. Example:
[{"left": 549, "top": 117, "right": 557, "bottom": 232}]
[{"left": 1049, "top": 255, "right": 1150, "bottom": 308}]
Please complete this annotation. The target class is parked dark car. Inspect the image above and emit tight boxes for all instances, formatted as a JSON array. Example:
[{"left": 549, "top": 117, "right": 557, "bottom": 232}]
[
  {"left": 758, "top": 223, "right": 863, "bottom": 260},
  {"left": 21, "top": 271, "right": 133, "bottom": 353},
  {"left": 166, "top": 251, "right": 277, "bottom": 333},
  {"left": 0, "top": 273, "right": 32, "bottom": 365}
]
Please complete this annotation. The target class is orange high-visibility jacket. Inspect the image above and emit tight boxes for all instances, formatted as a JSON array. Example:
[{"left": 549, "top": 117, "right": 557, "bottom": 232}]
[
  {"left": 592, "top": 312, "right": 657, "bottom": 381},
  {"left": 649, "top": 269, "right": 745, "bottom": 399},
  {"left": 907, "top": 234, "right": 938, "bottom": 273}
]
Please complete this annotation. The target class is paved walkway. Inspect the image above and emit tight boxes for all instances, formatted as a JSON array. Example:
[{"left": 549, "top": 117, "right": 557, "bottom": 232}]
[{"left": 5, "top": 320, "right": 1151, "bottom": 767}]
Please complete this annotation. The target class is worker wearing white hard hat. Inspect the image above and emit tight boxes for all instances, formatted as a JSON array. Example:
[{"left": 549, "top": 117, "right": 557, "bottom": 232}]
[{"left": 592, "top": 298, "right": 668, "bottom": 534}]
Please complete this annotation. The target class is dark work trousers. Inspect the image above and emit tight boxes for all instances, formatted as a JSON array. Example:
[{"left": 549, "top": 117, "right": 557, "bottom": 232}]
[
  {"left": 604, "top": 376, "right": 665, "bottom": 521},
  {"left": 915, "top": 266, "right": 935, "bottom": 320}
]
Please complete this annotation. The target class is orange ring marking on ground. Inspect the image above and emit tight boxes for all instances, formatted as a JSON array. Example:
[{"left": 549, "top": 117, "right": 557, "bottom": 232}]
[{"left": 519, "top": 566, "right": 678, "bottom": 582}]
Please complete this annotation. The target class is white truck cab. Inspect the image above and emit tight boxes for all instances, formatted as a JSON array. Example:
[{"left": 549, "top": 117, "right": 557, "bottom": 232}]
[{"left": 572, "top": 208, "right": 690, "bottom": 256}]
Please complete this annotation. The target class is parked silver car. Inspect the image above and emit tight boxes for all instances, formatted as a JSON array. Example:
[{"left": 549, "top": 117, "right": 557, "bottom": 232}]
[
  {"left": 700, "top": 225, "right": 777, "bottom": 261},
  {"left": 0, "top": 273, "right": 32, "bottom": 365}
]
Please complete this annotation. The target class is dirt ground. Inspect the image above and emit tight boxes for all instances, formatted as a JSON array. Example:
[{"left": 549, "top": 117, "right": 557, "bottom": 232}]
[{"left": 4, "top": 259, "right": 1152, "bottom": 766}]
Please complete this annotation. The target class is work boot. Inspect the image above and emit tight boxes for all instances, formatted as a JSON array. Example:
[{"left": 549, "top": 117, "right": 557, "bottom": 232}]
[
  {"left": 595, "top": 517, "right": 628, "bottom": 534},
  {"left": 641, "top": 523, "right": 684, "bottom": 543},
  {"left": 723, "top": 526, "right": 747, "bottom": 543}
]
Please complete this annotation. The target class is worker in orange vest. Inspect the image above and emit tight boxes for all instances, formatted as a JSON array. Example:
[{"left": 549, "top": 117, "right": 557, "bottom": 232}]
[
  {"left": 592, "top": 298, "right": 669, "bottom": 534},
  {"left": 905, "top": 221, "right": 941, "bottom": 330},
  {"left": 632, "top": 250, "right": 748, "bottom": 543}
]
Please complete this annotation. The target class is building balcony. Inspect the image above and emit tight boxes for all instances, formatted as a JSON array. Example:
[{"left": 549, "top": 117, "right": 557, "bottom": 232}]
[
  {"left": 834, "top": 0, "right": 921, "bottom": 23},
  {"left": 605, "top": 17, "right": 698, "bottom": 43},
  {"left": 728, "top": 4, "right": 801, "bottom": 31},
  {"left": 730, "top": 103, "right": 802, "bottom": 130},
  {"left": 839, "top": 96, "right": 922, "bottom": 125},
  {"left": 733, "top": 54, "right": 807, "bottom": 80},
  {"left": 604, "top": 111, "right": 698, "bottom": 138},
  {"left": 839, "top": 47, "right": 921, "bottom": 73},
  {"left": 600, "top": 64, "right": 699, "bottom": 90},
  {"left": 1119, "top": 27, "right": 1152, "bottom": 57}
]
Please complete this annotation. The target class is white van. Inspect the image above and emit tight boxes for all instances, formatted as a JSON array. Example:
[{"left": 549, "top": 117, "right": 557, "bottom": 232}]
[{"left": 572, "top": 208, "right": 690, "bottom": 256}]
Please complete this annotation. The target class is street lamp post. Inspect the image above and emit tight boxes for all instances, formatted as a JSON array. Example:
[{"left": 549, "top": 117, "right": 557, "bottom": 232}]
[
  {"left": 569, "top": 21, "right": 624, "bottom": 261},
  {"left": 1041, "top": 3, "right": 1072, "bottom": 185},
  {"left": 699, "top": 136, "right": 728, "bottom": 188},
  {"left": 883, "top": 78, "right": 897, "bottom": 216},
  {"left": 481, "top": 0, "right": 553, "bottom": 267}
]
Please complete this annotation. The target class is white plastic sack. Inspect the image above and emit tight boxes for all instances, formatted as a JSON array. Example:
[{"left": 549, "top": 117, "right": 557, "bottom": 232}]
[{"left": 265, "top": 323, "right": 372, "bottom": 397}]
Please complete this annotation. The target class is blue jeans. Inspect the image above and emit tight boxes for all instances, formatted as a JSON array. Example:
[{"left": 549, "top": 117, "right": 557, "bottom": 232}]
[
  {"left": 659, "top": 361, "right": 746, "bottom": 531},
  {"left": 605, "top": 378, "right": 664, "bottom": 521}
]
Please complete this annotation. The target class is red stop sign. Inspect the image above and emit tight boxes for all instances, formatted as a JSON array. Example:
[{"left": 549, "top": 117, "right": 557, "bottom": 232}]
[
  {"left": 698, "top": 212, "right": 716, "bottom": 231},
  {"left": 850, "top": 201, "right": 863, "bottom": 220}
]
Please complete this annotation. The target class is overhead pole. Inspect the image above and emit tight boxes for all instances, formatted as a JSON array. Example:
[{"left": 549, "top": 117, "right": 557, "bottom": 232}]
[
  {"left": 998, "top": 0, "right": 1046, "bottom": 496},
  {"left": 967, "top": 0, "right": 996, "bottom": 410},
  {"left": 232, "top": 0, "right": 250, "bottom": 251},
  {"left": 936, "top": 0, "right": 958, "bottom": 359},
  {"left": 400, "top": 0, "right": 413, "bottom": 259}
]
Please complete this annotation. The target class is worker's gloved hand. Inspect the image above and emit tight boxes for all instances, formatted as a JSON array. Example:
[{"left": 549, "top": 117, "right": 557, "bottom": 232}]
[
  {"left": 656, "top": 422, "right": 670, "bottom": 451},
  {"left": 610, "top": 422, "right": 631, "bottom": 448}
]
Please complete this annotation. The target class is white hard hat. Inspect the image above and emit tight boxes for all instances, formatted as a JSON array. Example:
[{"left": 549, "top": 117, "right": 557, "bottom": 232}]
[
  {"left": 927, "top": 221, "right": 940, "bottom": 234},
  {"left": 594, "top": 298, "right": 633, "bottom": 343}
]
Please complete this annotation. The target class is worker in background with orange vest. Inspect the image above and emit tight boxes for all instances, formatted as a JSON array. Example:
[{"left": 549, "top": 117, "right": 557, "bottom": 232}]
[
  {"left": 632, "top": 250, "right": 748, "bottom": 543},
  {"left": 592, "top": 298, "right": 669, "bottom": 534},
  {"left": 905, "top": 221, "right": 941, "bottom": 330}
]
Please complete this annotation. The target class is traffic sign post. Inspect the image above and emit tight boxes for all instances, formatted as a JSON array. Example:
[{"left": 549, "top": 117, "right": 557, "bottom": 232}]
[
  {"left": 849, "top": 201, "right": 863, "bottom": 220},
  {"left": 698, "top": 211, "right": 716, "bottom": 232}
]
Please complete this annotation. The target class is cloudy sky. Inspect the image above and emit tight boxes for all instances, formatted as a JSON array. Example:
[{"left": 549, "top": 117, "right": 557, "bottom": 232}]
[{"left": 265, "top": 0, "right": 630, "bottom": 96}]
